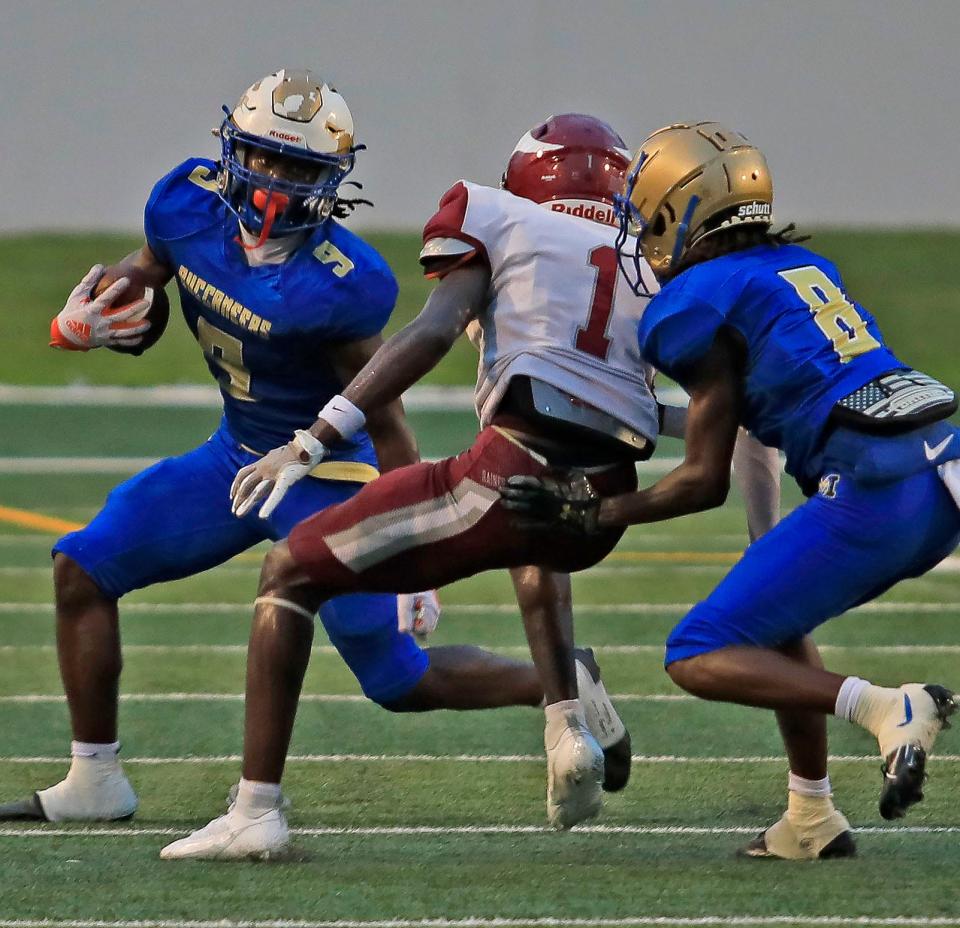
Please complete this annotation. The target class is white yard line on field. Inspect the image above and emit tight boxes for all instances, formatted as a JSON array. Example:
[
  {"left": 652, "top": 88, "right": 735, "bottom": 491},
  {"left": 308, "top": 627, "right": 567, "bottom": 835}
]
[
  {"left": 0, "top": 601, "right": 958, "bottom": 616},
  {"left": 0, "top": 458, "right": 161, "bottom": 474},
  {"left": 0, "top": 692, "right": 692, "bottom": 705},
  {"left": 0, "top": 823, "right": 958, "bottom": 839},
  {"left": 0, "top": 565, "right": 738, "bottom": 578},
  {"left": 0, "top": 551, "right": 761, "bottom": 576},
  {"left": 2, "top": 643, "right": 960, "bottom": 658},
  {"left": 0, "top": 383, "right": 462, "bottom": 410},
  {"left": 0, "top": 383, "right": 689, "bottom": 410},
  {"left": 3, "top": 753, "right": 960, "bottom": 764},
  {"left": 0, "top": 564, "right": 956, "bottom": 576},
  {"left": 2, "top": 916, "right": 960, "bottom": 928},
  {"left": 0, "top": 532, "right": 739, "bottom": 545},
  {"left": 0, "top": 456, "right": 696, "bottom": 476}
]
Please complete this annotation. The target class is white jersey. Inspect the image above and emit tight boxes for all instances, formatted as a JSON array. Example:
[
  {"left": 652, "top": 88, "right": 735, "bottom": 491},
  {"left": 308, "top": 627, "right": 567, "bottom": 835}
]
[{"left": 420, "top": 181, "right": 659, "bottom": 442}]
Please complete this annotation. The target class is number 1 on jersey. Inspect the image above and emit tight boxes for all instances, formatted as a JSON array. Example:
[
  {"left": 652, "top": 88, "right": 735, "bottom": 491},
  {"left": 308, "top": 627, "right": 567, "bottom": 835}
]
[{"left": 575, "top": 245, "right": 618, "bottom": 361}]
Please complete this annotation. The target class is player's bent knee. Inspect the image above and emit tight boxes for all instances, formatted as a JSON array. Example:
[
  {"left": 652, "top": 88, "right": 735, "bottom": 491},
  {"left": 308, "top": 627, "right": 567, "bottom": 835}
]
[
  {"left": 331, "top": 634, "right": 430, "bottom": 713},
  {"left": 53, "top": 553, "right": 111, "bottom": 611},
  {"left": 374, "top": 694, "right": 416, "bottom": 713},
  {"left": 666, "top": 655, "right": 713, "bottom": 697},
  {"left": 257, "top": 542, "right": 301, "bottom": 598}
]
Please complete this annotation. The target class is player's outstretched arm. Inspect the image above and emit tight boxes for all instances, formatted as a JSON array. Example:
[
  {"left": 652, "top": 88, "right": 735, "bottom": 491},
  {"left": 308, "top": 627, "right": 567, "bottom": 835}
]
[
  {"left": 309, "top": 264, "right": 489, "bottom": 445},
  {"left": 596, "top": 331, "right": 744, "bottom": 528},
  {"left": 657, "top": 400, "right": 780, "bottom": 541},
  {"left": 327, "top": 335, "right": 419, "bottom": 474},
  {"left": 230, "top": 264, "right": 490, "bottom": 519},
  {"left": 501, "top": 332, "right": 745, "bottom": 533}
]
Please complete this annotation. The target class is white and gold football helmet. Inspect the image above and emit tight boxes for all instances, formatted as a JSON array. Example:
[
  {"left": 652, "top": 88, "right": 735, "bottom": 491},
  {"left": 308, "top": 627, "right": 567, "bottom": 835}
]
[{"left": 217, "top": 69, "right": 358, "bottom": 240}]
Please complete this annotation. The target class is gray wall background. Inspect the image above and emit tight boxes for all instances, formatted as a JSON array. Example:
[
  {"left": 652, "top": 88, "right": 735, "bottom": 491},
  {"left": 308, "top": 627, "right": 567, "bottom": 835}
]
[{"left": 2, "top": 0, "right": 959, "bottom": 233}]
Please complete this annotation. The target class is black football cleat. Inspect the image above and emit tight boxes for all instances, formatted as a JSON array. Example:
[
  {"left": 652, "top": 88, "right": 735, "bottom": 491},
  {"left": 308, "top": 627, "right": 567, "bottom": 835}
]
[
  {"left": 575, "top": 647, "right": 631, "bottom": 792},
  {"left": 0, "top": 793, "right": 48, "bottom": 821},
  {"left": 600, "top": 729, "right": 632, "bottom": 793},
  {"left": 879, "top": 684, "right": 956, "bottom": 821}
]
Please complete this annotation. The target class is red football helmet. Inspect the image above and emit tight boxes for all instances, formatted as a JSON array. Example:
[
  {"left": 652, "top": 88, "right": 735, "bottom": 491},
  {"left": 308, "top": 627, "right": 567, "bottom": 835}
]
[{"left": 502, "top": 114, "right": 632, "bottom": 226}]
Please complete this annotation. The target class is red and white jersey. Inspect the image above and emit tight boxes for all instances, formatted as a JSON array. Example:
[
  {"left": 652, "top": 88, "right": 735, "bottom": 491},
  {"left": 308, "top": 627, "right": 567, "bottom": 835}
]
[{"left": 420, "top": 181, "right": 659, "bottom": 441}]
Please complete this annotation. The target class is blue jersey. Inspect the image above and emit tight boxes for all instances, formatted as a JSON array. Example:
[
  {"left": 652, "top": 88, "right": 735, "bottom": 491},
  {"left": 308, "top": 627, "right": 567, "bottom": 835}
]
[
  {"left": 637, "top": 243, "right": 905, "bottom": 485},
  {"left": 144, "top": 158, "right": 398, "bottom": 460}
]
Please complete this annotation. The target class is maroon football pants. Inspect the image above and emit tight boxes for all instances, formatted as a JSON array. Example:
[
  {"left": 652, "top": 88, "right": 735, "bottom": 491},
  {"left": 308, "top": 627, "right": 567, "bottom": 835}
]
[{"left": 287, "top": 425, "right": 637, "bottom": 594}]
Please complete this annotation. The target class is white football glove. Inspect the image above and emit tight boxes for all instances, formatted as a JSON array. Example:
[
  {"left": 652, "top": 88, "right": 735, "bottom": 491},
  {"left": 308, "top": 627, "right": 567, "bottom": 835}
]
[
  {"left": 397, "top": 590, "right": 441, "bottom": 640},
  {"left": 50, "top": 265, "right": 152, "bottom": 351},
  {"left": 231, "top": 430, "right": 328, "bottom": 519}
]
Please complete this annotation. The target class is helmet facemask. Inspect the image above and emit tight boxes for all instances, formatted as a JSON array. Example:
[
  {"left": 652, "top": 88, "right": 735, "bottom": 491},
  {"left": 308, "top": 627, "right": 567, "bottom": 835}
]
[
  {"left": 218, "top": 109, "right": 357, "bottom": 244},
  {"left": 613, "top": 155, "right": 656, "bottom": 297}
]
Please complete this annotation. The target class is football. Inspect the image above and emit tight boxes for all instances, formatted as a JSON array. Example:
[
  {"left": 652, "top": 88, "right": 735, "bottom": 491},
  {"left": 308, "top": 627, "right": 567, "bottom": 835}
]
[{"left": 92, "top": 264, "right": 171, "bottom": 355}]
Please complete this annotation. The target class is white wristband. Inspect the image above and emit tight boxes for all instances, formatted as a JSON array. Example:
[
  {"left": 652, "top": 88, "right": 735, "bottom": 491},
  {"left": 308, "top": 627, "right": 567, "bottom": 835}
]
[{"left": 317, "top": 394, "right": 366, "bottom": 440}]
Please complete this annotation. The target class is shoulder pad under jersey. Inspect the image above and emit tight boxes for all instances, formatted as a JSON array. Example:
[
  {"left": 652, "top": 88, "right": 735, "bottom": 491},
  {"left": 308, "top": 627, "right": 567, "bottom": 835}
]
[{"left": 144, "top": 157, "right": 223, "bottom": 250}]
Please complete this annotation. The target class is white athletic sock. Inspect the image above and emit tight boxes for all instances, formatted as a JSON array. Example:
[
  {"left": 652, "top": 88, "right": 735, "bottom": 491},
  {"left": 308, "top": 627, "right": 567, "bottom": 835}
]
[
  {"left": 788, "top": 772, "right": 832, "bottom": 798},
  {"left": 235, "top": 778, "right": 282, "bottom": 817},
  {"left": 834, "top": 676, "right": 871, "bottom": 721},
  {"left": 71, "top": 741, "right": 120, "bottom": 759}
]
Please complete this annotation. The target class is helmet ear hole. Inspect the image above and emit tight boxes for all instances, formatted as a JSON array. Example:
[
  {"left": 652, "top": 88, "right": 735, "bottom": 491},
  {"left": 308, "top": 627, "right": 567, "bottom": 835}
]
[{"left": 651, "top": 212, "right": 667, "bottom": 236}]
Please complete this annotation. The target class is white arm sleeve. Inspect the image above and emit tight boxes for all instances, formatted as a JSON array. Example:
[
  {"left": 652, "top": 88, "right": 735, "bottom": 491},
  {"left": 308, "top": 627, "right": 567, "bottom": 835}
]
[{"left": 732, "top": 428, "right": 782, "bottom": 542}]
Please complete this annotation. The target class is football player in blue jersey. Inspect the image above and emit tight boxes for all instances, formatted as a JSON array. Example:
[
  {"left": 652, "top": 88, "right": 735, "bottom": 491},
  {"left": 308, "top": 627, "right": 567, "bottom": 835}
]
[
  {"left": 0, "top": 71, "right": 630, "bottom": 825},
  {"left": 503, "top": 122, "right": 960, "bottom": 859}
]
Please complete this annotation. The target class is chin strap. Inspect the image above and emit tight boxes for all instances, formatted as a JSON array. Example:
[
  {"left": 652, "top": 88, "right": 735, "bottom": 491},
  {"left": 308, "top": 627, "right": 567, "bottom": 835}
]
[{"left": 236, "top": 190, "right": 290, "bottom": 250}]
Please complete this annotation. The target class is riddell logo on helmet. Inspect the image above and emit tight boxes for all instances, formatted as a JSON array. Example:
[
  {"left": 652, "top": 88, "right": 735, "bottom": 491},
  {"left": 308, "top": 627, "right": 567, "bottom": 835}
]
[
  {"left": 549, "top": 199, "right": 618, "bottom": 227},
  {"left": 267, "top": 128, "right": 305, "bottom": 145},
  {"left": 737, "top": 202, "right": 772, "bottom": 219}
]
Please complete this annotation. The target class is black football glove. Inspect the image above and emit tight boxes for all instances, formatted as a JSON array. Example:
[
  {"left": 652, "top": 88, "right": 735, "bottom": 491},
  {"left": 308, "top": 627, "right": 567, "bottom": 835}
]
[{"left": 499, "top": 471, "right": 601, "bottom": 535}]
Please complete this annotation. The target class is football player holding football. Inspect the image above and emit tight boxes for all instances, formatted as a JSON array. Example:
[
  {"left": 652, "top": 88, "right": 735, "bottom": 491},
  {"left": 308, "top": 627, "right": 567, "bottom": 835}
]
[
  {"left": 502, "top": 122, "right": 960, "bottom": 858},
  {"left": 163, "top": 114, "right": 783, "bottom": 860},
  {"left": 0, "top": 75, "right": 629, "bottom": 827}
]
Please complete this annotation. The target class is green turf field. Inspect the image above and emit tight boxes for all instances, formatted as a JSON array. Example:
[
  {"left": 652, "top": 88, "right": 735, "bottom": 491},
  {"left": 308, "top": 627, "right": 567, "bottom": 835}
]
[
  {"left": 1, "top": 403, "right": 960, "bottom": 926},
  {"left": 1, "top": 231, "right": 960, "bottom": 926},
  {"left": 3, "top": 229, "right": 960, "bottom": 386}
]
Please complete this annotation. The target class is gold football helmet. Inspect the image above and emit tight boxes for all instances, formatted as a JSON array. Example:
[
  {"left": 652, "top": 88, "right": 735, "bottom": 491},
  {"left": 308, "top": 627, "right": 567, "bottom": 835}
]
[{"left": 614, "top": 122, "right": 773, "bottom": 287}]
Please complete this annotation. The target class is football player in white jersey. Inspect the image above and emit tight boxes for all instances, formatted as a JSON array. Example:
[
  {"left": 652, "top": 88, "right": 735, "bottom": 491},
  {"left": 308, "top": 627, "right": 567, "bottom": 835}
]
[{"left": 163, "top": 115, "right": 783, "bottom": 860}]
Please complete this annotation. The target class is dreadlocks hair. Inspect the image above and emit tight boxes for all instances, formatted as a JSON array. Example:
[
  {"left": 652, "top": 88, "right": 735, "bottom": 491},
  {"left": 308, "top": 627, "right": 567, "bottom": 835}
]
[
  {"left": 672, "top": 217, "right": 809, "bottom": 278},
  {"left": 331, "top": 180, "right": 374, "bottom": 220}
]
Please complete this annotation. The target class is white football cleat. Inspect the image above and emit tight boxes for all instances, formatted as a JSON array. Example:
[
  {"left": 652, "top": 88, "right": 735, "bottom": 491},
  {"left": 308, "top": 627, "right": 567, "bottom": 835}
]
[
  {"left": 575, "top": 648, "right": 631, "bottom": 792},
  {"left": 0, "top": 754, "right": 138, "bottom": 822},
  {"left": 544, "top": 701, "right": 604, "bottom": 830},
  {"left": 874, "top": 684, "right": 956, "bottom": 819},
  {"left": 160, "top": 803, "right": 290, "bottom": 861}
]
